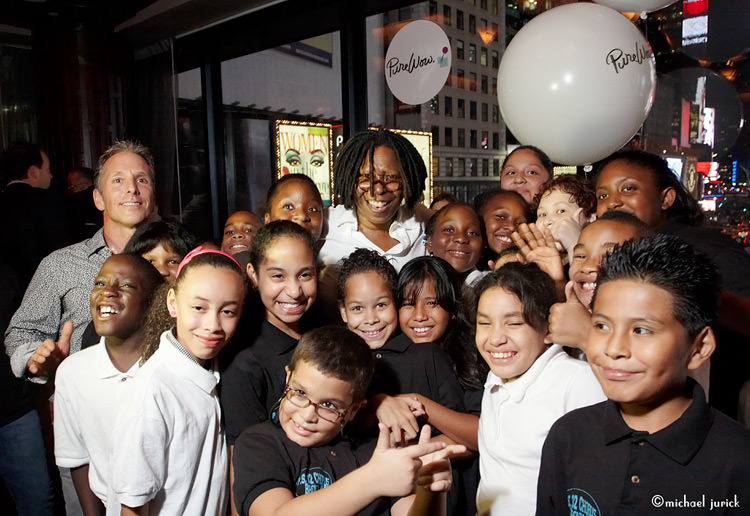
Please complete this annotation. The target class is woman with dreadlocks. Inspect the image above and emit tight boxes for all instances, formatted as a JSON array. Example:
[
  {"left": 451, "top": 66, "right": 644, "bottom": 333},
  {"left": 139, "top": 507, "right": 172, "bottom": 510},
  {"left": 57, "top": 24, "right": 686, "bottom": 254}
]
[{"left": 319, "top": 129, "right": 429, "bottom": 272}]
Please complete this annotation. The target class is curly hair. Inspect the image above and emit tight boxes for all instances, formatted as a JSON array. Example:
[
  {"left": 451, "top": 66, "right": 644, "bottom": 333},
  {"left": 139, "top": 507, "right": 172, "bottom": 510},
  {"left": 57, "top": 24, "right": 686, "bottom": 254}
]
[
  {"left": 535, "top": 174, "right": 597, "bottom": 218},
  {"left": 336, "top": 248, "right": 398, "bottom": 303},
  {"left": 333, "top": 129, "right": 426, "bottom": 210}
]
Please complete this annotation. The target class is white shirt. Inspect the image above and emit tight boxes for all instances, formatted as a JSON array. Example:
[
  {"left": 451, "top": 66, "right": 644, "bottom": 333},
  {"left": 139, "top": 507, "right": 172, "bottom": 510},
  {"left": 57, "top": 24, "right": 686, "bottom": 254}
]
[
  {"left": 110, "top": 331, "right": 227, "bottom": 516},
  {"left": 54, "top": 338, "right": 140, "bottom": 505},
  {"left": 319, "top": 204, "right": 426, "bottom": 272},
  {"left": 476, "top": 345, "right": 606, "bottom": 516}
]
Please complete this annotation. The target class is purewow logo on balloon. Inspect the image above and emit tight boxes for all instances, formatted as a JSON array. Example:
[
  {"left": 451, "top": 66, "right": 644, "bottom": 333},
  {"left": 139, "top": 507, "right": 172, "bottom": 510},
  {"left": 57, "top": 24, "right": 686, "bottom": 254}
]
[
  {"left": 384, "top": 20, "right": 451, "bottom": 105},
  {"left": 605, "top": 41, "right": 653, "bottom": 75},
  {"left": 386, "top": 48, "right": 449, "bottom": 78}
]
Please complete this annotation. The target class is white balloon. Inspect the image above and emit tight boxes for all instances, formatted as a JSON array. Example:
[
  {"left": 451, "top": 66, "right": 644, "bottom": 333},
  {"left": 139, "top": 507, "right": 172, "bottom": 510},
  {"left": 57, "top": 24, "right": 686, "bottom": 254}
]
[
  {"left": 497, "top": 3, "right": 656, "bottom": 165},
  {"left": 593, "top": 0, "right": 677, "bottom": 13}
]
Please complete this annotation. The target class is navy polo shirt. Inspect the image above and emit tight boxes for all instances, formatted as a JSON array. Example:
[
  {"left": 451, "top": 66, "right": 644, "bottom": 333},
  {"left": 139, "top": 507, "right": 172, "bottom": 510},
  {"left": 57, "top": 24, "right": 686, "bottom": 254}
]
[
  {"left": 536, "top": 380, "right": 750, "bottom": 515},
  {"left": 369, "top": 332, "right": 465, "bottom": 413},
  {"left": 220, "top": 321, "right": 298, "bottom": 444},
  {"left": 233, "top": 418, "right": 390, "bottom": 516}
]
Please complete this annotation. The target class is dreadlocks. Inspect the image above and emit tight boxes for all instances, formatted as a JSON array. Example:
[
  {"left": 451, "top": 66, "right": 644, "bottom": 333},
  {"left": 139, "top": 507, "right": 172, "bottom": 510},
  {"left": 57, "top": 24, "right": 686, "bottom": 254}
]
[{"left": 333, "top": 129, "right": 427, "bottom": 210}]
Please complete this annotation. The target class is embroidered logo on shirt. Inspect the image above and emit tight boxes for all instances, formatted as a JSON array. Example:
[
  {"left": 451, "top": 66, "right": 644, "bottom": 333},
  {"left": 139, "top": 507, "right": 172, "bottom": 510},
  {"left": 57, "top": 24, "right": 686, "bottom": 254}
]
[
  {"left": 567, "top": 488, "right": 601, "bottom": 516},
  {"left": 296, "top": 467, "right": 332, "bottom": 494}
]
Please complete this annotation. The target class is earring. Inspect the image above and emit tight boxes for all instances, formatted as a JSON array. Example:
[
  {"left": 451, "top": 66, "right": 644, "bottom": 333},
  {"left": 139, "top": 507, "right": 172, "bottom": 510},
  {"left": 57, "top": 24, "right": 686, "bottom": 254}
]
[{"left": 169, "top": 310, "right": 176, "bottom": 317}]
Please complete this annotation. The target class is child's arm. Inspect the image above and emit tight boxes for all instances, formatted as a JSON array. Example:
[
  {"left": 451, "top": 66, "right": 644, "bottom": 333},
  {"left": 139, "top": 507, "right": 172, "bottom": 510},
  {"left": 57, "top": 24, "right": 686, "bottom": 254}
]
[
  {"left": 121, "top": 503, "right": 149, "bottom": 516},
  {"left": 70, "top": 465, "right": 104, "bottom": 516},
  {"left": 398, "top": 393, "right": 479, "bottom": 451},
  {"left": 370, "top": 394, "right": 426, "bottom": 447},
  {"left": 391, "top": 426, "right": 466, "bottom": 516},
  {"left": 545, "top": 281, "right": 591, "bottom": 351},
  {"left": 247, "top": 424, "right": 447, "bottom": 516},
  {"left": 511, "top": 224, "right": 566, "bottom": 297}
]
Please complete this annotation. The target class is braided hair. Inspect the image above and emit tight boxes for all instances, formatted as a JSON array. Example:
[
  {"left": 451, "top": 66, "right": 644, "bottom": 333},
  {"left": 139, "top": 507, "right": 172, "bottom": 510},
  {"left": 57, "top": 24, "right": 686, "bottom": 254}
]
[{"left": 333, "top": 129, "right": 427, "bottom": 210}]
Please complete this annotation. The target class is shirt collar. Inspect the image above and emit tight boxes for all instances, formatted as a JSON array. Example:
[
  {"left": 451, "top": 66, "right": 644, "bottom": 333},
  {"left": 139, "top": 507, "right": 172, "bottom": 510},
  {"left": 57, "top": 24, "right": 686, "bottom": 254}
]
[
  {"left": 93, "top": 337, "right": 140, "bottom": 380},
  {"left": 602, "top": 379, "right": 712, "bottom": 464},
  {"left": 86, "top": 228, "right": 110, "bottom": 258},
  {"left": 484, "top": 344, "right": 564, "bottom": 402},
  {"left": 331, "top": 204, "right": 420, "bottom": 232},
  {"left": 377, "top": 332, "right": 411, "bottom": 353},
  {"left": 261, "top": 320, "right": 299, "bottom": 355},
  {"left": 162, "top": 330, "right": 221, "bottom": 393}
]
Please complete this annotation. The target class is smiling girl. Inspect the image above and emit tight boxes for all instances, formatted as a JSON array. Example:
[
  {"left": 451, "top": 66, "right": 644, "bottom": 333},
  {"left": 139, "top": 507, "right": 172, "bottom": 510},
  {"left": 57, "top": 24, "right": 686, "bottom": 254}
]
[{"left": 110, "top": 247, "right": 246, "bottom": 516}]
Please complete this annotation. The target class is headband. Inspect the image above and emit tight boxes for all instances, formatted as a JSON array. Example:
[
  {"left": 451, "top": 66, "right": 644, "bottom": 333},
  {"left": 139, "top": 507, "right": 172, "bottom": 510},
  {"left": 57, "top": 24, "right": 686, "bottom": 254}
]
[{"left": 176, "top": 246, "right": 242, "bottom": 278}]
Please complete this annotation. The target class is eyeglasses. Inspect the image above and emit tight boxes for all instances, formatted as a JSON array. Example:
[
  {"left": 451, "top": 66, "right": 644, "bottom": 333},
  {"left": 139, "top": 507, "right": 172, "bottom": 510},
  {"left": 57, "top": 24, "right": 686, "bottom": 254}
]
[
  {"left": 283, "top": 386, "right": 349, "bottom": 423},
  {"left": 356, "top": 173, "right": 403, "bottom": 192}
]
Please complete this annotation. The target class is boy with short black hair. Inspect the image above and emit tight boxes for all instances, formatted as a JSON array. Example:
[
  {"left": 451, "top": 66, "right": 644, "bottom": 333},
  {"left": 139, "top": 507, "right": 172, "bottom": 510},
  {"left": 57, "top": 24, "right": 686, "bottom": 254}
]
[
  {"left": 232, "top": 325, "right": 463, "bottom": 516},
  {"left": 54, "top": 254, "right": 162, "bottom": 514},
  {"left": 536, "top": 234, "right": 750, "bottom": 515}
]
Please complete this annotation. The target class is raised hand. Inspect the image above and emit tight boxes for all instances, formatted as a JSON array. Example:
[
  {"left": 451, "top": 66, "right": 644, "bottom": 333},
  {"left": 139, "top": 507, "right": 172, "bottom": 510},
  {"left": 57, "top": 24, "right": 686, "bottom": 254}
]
[
  {"left": 365, "top": 423, "right": 447, "bottom": 498},
  {"left": 27, "top": 320, "right": 73, "bottom": 377},
  {"left": 512, "top": 223, "right": 565, "bottom": 283},
  {"left": 546, "top": 282, "right": 591, "bottom": 350}
]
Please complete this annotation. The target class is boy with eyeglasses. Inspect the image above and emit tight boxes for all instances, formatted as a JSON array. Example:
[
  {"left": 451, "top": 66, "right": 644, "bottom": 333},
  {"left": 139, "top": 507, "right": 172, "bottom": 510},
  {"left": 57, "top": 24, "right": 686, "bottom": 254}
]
[{"left": 232, "top": 325, "right": 465, "bottom": 516}]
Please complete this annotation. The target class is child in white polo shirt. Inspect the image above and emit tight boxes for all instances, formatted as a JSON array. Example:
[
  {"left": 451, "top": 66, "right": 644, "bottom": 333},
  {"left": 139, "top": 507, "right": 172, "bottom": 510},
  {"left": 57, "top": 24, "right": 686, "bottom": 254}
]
[
  {"left": 469, "top": 263, "right": 606, "bottom": 516},
  {"left": 54, "top": 254, "right": 163, "bottom": 513},
  {"left": 110, "top": 248, "right": 246, "bottom": 516}
]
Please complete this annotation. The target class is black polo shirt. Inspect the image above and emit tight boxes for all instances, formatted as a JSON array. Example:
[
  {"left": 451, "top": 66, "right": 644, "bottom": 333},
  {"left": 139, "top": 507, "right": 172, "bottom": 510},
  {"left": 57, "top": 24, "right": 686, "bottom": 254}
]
[
  {"left": 233, "top": 418, "right": 390, "bottom": 516},
  {"left": 536, "top": 380, "right": 750, "bottom": 515},
  {"left": 220, "top": 320, "right": 298, "bottom": 444},
  {"left": 369, "top": 333, "right": 466, "bottom": 413}
]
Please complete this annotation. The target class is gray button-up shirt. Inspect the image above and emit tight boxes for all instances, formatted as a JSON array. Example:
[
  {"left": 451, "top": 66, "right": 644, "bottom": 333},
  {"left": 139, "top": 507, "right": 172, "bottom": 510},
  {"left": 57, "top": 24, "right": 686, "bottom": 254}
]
[{"left": 4, "top": 228, "right": 111, "bottom": 378}]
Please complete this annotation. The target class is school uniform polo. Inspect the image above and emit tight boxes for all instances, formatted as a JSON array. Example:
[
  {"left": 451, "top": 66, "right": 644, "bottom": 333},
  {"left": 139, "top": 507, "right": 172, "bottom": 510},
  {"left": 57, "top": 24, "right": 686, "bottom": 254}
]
[
  {"left": 369, "top": 332, "right": 465, "bottom": 412},
  {"left": 110, "top": 331, "right": 227, "bottom": 516},
  {"left": 476, "top": 344, "right": 605, "bottom": 516},
  {"left": 54, "top": 338, "right": 139, "bottom": 506},
  {"left": 536, "top": 380, "right": 750, "bottom": 516},
  {"left": 233, "top": 418, "right": 390, "bottom": 516},
  {"left": 220, "top": 320, "right": 298, "bottom": 444}
]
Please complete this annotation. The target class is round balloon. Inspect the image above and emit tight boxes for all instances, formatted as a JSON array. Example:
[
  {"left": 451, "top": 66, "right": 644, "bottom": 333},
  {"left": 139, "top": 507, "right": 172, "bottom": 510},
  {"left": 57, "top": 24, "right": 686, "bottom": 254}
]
[
  {"left": 593, "top": 0, "right": 677, "bottom": 13},
  {"left": 497, "top": 3, "right": 657, "bottom": 165},
  {"left": 385, "top": 20, "right": 451, "bottom": 105}
]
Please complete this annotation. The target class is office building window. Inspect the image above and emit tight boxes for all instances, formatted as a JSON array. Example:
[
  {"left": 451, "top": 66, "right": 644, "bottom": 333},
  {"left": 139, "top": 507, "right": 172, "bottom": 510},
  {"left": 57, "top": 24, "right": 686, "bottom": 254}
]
[
  {"left": 458, "top": 158, "right": 466, "bottom": 176},
  {"left": 493, "top": 159, "right": 500, "bottom": 175},
  {"left": 430, "top": 95, "right": 439, "bottom": 114},
  {"left": 457, "top": 98, "right": 465, "bottom": 118},
  {"left": 491, "top": 50, "right": 499, "bottom": 68},
  {"left": 481, "top": 75, "right": 488, "bottom": 94},
  {"left": 457, "top": 10, "right": 464, "bottom": 30},
  {"left": 457, "top": 69, "right": 465, "bottom": 88},
  {"left": 492, "top": 0, "right": 499, "bottom": 15},
  {"left": 480, "top": 47, "right": 487, "bottom": 66},
  {"left": 482, "top": 158, "right": 489, "bottom": 176},
  {"left": 445, "top": 127, "right": 453, "bottom": 146},
  {"left": 469, "top": 14, "right": 476, "bottom": 34},
  {"left": 492, "top": 104, "right": 499, "bottom": 123},
  {"left": 456, "top": 40, "right": 464, "bottom": 60},
  {"left": 431, "top": 125, "right": 439, "bottom": 146},
  {"left": 399, "top": 7, "right": 411, "bottom": 20},
  {"left": 444, "top": 96, "right": 452, "bottom": 116},
  {"left": 481, "top": 0, "right": 488, "bottom": 9},
  {"left": 481, "top": 103, "right": 488, "bottom": 122},
  {"left": 492, "top": 77, "right": 497, "bottom": 95},
  {"left": 481, "top": 131, "right": 489, "bottom": 149},
  {"left": 429, "top": 1, "right": 437, "bottom": 17},
  {"left": 470, "top": 100, "right": 477, "bottom": 120},
  {"left": 470, "top": 158, "right": 477, "bottom": 176},
  {"left": 492, "top": 132, "right": 500, "bottom": 150},
  {"left": 445, "top": 157, "right": 454, "bottom": 177},
  {"left": 492, "top": 23, "right": 499, "bottom": 42},
  {"left": 458, "top": 128, "right": 466, "bottom": 147},
  {"left": 470, "top": 129, "right": 477, "bottom": 148},
  {"left": 469, "top": 72, "right": 477, "bottom": 91},
  {"left": 443, "top": 5, "right": 451, "bottom": 26},
  {"left": 469, "top": 44, "right": 476, "bottom": 63}
]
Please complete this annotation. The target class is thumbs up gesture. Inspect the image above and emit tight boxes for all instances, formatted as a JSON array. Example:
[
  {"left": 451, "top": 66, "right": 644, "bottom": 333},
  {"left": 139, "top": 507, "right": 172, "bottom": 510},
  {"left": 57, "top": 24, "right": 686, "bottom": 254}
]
[
  {"left": 545, "top": 282, "right": 591, "bottom": 352},
  {"left": 27, "top": 321, "right": 73, "bottom": 377}
]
